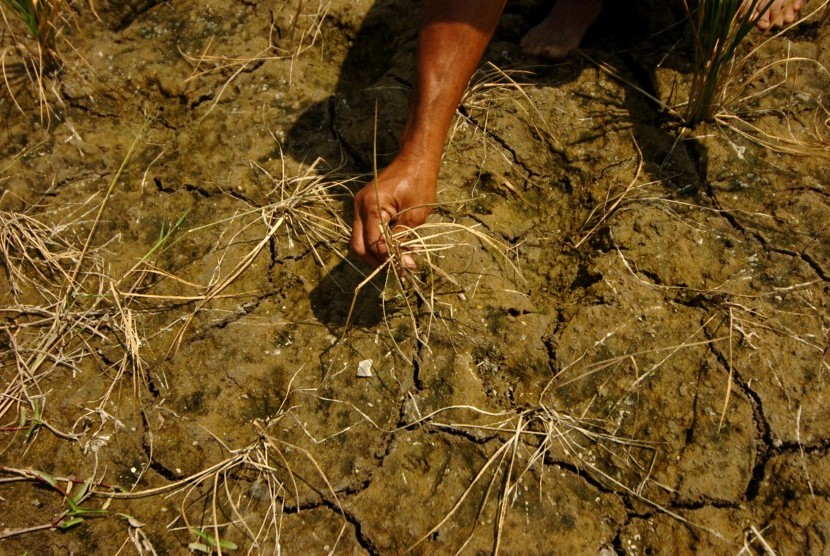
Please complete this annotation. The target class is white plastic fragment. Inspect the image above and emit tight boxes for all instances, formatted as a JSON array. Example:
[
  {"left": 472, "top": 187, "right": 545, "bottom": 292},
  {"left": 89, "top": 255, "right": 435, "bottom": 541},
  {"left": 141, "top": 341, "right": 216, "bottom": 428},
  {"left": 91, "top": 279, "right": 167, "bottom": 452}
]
[{"left": 357, "top": 359, "right": 373, "bottom": 378}]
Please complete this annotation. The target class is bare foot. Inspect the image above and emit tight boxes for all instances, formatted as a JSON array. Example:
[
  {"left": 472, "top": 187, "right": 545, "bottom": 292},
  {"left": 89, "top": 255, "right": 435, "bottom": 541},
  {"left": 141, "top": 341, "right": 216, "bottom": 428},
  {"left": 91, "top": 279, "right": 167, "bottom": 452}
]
[
  {"left": 520, "top": 0, "right": 603, "bottom": 60},
  {"left": 749, "top": 0, "right": 805, "bottom": 30}
]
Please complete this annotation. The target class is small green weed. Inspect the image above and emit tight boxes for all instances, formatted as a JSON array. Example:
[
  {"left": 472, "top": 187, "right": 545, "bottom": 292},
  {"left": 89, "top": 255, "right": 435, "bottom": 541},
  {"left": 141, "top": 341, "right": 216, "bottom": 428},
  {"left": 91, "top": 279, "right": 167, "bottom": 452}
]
[{"left": 189, "top": 528, "right": 238, "bottom": 553}]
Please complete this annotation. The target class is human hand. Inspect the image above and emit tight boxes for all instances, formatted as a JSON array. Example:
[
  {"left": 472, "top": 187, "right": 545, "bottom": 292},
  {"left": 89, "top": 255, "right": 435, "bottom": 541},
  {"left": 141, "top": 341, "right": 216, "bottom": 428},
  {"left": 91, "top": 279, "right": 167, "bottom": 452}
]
[{"left": 351, "top": 159, "right": 437, "bottom": 268}]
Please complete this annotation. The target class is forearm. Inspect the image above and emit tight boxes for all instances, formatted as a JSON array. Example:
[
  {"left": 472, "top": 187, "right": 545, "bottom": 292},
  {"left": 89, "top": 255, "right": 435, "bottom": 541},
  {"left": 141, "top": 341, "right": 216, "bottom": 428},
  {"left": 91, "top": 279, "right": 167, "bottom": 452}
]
[
  {"left": 399, "top": 0, "right": 507, "bottom": 166},
  {"left": 351, "top": 0, "right": 505, "bottom": 266}
]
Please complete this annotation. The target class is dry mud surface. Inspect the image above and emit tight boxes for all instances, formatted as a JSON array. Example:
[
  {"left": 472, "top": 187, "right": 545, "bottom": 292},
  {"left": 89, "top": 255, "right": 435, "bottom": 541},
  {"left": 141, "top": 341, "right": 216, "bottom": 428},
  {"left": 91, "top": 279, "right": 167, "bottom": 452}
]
[{"left": 1, "top": 0, "right": 830, "bottom": 554}]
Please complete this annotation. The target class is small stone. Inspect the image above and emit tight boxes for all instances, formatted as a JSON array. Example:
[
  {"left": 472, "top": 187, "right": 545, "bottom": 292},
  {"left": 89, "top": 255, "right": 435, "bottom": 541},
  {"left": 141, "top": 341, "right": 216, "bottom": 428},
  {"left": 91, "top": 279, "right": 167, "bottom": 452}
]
[{"left": 357, "top": 359, "right": 373, "bottom": 378}]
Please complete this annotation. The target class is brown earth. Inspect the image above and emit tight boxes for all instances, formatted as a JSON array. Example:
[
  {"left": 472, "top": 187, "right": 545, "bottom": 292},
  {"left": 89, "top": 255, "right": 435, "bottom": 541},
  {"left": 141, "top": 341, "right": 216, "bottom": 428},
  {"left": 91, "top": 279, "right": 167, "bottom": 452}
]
[{"left": 1, "top": 0, "right": 829, "bottom": 554}]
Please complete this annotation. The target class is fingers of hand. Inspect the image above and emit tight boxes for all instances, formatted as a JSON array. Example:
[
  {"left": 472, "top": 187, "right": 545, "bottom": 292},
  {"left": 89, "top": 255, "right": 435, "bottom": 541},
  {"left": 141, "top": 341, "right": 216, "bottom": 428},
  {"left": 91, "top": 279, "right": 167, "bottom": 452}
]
[{"left": 351, "top": 193, "right": 396, "bottom": 266}]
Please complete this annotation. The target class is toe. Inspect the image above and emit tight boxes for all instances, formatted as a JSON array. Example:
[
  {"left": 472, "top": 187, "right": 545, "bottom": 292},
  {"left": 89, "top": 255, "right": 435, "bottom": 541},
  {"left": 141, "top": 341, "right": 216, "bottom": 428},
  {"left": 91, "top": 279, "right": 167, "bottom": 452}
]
[
  {"left": 520, "top": 26, "right": 542, "bottom": 52},
  {"left": 541, "top": 43, "right": 571, "bottom": 61},
  {"left": 782, "top": 5, "right": 797, "bottom": 24},
  {"left": 767, "top": 4, "right": 783, "bottom": 27},
  {"left": 753, "top": 1, "right": 772, "bottom": 28}
]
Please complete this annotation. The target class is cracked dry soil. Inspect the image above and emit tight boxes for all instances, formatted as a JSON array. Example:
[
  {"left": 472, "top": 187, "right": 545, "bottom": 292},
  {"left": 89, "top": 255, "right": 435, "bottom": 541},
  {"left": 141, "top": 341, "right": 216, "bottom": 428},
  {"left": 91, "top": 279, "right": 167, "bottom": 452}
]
[{"left": 1, "top": 0, "right": 830, "bottom": 554}]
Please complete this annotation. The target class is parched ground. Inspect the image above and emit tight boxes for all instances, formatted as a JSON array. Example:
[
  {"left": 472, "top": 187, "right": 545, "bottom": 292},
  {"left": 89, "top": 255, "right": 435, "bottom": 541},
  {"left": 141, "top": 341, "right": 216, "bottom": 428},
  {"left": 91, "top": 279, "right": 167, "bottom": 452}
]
[{"left": 1, "top": 0, "right": 829, "bottom": 554}]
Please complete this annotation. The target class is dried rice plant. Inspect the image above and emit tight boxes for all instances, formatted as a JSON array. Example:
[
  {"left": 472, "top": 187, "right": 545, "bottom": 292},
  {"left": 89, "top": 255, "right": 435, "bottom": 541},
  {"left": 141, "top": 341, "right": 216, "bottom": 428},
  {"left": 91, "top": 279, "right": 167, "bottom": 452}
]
[
  {"left": 168, "top": 157, "right": 352, "bottom": 354},
  {"left": 0, "top": 411, "right": 345, "bottom": 551},
  {"left": 342, "top": 217, "right": 520, "bottom": 358},
  {"left": 402, "top": 401, "right": 725, "bottom": 553},
  {"left": 402, "top": 311, "right": 744, "bottom": 552},
  {"left": 1, "top": 0, "right": 65, "bottom": 72},
  {"left": 682, "top": 0, "right": 773, "bottom": 125},
  {"left": 384, "top": 302, "right": 756, "bottom": 552},
  {"left": 450, "top": 61, "right": 561, "bottom": 162},
  {"left": 584, "top": 1, "right": 830, "bottom": 156},
  {"left": 180, "top": 0, "right": 331, "bottom": 115}
]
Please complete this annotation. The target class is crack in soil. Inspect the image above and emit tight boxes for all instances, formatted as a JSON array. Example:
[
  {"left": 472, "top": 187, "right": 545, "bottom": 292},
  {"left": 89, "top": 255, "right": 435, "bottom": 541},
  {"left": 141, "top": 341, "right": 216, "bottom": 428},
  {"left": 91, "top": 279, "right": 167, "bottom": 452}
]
[
  {"left": 139, "top": 409, "right": 180, "bottom": 482},
  {"left": 702, "top": 177, "right": 830, "bottom": 283},
  {"left": 113, "top": 0, "right": 163, "bottom": 31},
  {"left": 710, "top": 342, "right": 773, "bottom": 503},
  {"left": 322, "top": 499, "right": 379, "bottom": 555},
  {"left": 765, "top": 244, "right": 830, "bottom": 282},
  {"left": 455, "top": 104, "right": 539, "bottom": 183}
]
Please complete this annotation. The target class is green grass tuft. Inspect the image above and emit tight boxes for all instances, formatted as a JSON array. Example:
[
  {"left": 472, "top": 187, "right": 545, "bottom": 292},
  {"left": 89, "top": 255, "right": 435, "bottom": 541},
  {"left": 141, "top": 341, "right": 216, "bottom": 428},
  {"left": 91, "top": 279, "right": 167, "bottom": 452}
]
[
  {"left": 2, "top": 0, "right": 66, "bottom": 73},
  {"left": 684, "top": 0, "right": 769, "bottom": 125}
]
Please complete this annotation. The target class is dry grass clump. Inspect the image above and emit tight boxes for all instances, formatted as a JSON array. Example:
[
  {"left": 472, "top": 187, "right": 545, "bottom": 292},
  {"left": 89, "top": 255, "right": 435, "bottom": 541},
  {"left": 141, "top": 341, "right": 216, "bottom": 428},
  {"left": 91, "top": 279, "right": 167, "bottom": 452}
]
[
  {"left": 0, "top": 129, "right": 196, "bottom": 476},
  {"left": 1, "top": 410, "right": 344, "bottom": 551},
  {"left": 342, "top": 105, "right": 522, "bottom": 352},
  {"left": 343, "top": 216, "right": 520, "bottom": 357},
  {"left": 451, "top": 61, "right": 560, "bottom": 160},
  {"left": 0, "top": 200, "right": 114, "bottom": 444},
  {"left": 402, "top": 403, "right": 686, "bottom": 553},
  {"left": 0, "top": 140, "right": 354, "bottom": 548},
  {"left": 0, "top": 211, "right": 158, "bottom": 450},
  {"left": 258, "top": 155, "right": 352, "bottom": 262},
  {"left": 1, "top": 149, "right": 354, "bottom": 432},
  {"left": 168, "top": 157, "right": 352, "bottom": 353},
  {"left": 107, "top": 418, "right": 344, "bottom": 554},
  {"left": 0, "top": 0, "right": 95, "bottom": 124},
  {"left": 714, "top": 51, "right": 830, "bottom": 156},
  {"left": 402, "top": 316, "right": 737, "bottom": 551},
  {"left": 0, "top": 150, "right": 350, "bottom": 547},
  {"left": 181, "top": 0, "right": 331, "bottom": 115},
  {"left": 0, "top": 208, "right": 87, "bottom": 300},
  {"left": 394, "top": 308, "right": 747, "bottom": 552}
]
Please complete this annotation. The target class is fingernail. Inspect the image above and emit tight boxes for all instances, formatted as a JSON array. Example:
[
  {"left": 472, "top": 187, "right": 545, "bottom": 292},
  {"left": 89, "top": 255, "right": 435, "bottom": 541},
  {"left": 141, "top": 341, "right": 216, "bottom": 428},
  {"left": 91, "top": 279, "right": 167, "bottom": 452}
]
[{"left": 402, "top": 254, "right": 416, "bottom": 269}]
